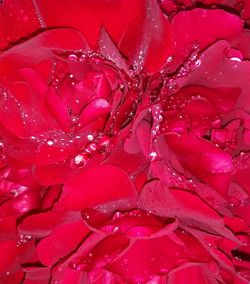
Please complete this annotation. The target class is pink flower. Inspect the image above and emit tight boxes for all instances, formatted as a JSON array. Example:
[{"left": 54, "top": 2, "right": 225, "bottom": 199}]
[{"left": 0, "top": 0, "right": 250, "bottom": 283}]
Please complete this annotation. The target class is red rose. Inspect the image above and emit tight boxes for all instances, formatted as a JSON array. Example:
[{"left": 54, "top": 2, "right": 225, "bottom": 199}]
[
  {"left": 1, "top": 0, "right": 250, "bottom": 283},
  {"left": 0, "top": 28, "right": 139, "bottom": 185}
]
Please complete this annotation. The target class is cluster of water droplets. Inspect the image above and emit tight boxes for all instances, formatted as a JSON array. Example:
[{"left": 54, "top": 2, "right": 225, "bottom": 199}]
[
  {"left": 70, "top": 132, "right": 111, "bottom": 168},
  {"left": 68, "top": 255, "right": 92, "bottom": 272},
  {"left": 17, "top": 234, "right": 33, "bottom": 246},
  {"left": 159, "top": 42, "right": 200, "bottom": 96},
  {"left": 143, "top": 42, "right": 202, "bottom": 162},
  {"left": 148, "top": 104, "right": 164, "bottom": 161},
  {"left": 56, "top": 50, "right": 107, "bottom": 65}
]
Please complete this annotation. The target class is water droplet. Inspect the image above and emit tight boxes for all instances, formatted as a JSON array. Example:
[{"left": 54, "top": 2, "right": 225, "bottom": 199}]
[
  {"left": 71, "top": 115, "right": 79, "bottom": 123},
  {"left": 68, "top": 54, "right": 78, "bottom": 62},
  {"left": 32, "top": 0, "right": 46, "bottom": 28},
  {"left": 230, "top": 57, "right": 242, "bottom": 62},
  {"left": 112, "top": 226, "right": 119, "bottom": 233},
  {"left": 228, "top": 196, "right": 241, "bottom": 207},
  {"left": 87, "top": 134, "right": 94, "bottom": 141},
  {"left": 113, "top": 211, "right": 122, "bottom": 219},
  {"left": 166, "top": 56, "right": 173, "bottom": 63},
  {"left": 83, "top": 213, "right": 90, "bottom": 219},
  {"left": 225, "top": 48, "right": 243, "bottom": 62},
  {"left": 46, "top": 139, "right": 54, "bottom": 146},
  {"left": 69, "top": 258, "right": 88, "bottom": 272},
  {"left": 194, "top": 59, "right": 201, "bottom": 67},
  {"left": 72, "top": 153, "right": 89, "bottom": 168},
  {"left": 149, "top": 151, "right": 157, "bottom": 161},
  {"left": 85, "top": 142, "right": 97, "bottom": 153},
  {"left": 99, "top": 136, "right": 110, "bottom": 148},
  {"left": 10, "top": 189, "right": 18, "bottom": 197},
  {"left": 234, "top": 256, "right": 242, "bottom": 261}
]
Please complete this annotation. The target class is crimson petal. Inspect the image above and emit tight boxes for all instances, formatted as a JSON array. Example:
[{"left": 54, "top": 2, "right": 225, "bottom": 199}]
[
  {"left": 171, "top": 8, "right": 242, "bottom": 68},
  {"left": 37, "top": 221, "right": 89, "bottom": 266},
  {"left": 138, "top": 180, "right": 236, "bottom": 240},
  {"left": 0, "top": 0, "right": 40, "bottom": 49},
  {"left": 55, "top": 164, "right": 137, "bottom": 211},
  {"left": 167, "top": 263, "right": 218, "bottom": 284},
  {"left": 0, "top": 28, "right": 88, "bottom": 87}
]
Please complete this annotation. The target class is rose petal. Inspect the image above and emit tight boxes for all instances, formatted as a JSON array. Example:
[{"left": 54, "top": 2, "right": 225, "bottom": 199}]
[
  {"left": 0, "top": 0, "right": 40, "bottom": 49},
  {"left": 37, "top": 221, "right": 89, "bottom": 266},
  {"left": 165, "top": 133, "right": 233, "bottom": 196},
  {"left": 0, "top": 271, "right": 24, "bottom": 284},
  {"left": 19, "top": 67, "right": 48, "bottom": 100},
  {"left": 78, "top": 98, "right": 111, "bottom": 128},
  {"left": 138, "top": 180, "right": 237, "bottom": 240},
  {"left": 167, "top": 263, "right": 218, "bottom": 284},
  {"left": 99, "top": 27, "right": 130, "bottom": 74},
  {"left": 107, "top": 236, "right": 184, "bottom": 283},
  {"left": 18, "top": 211, "right": 82, "bottom": 238},
  {"left": 46, "top": 86, "right": 71, "bottom": 132},
  {"left": 127, "top": 0, "right": 172, "bottom": 73},
  {"left": 23, "top": 267, "right": 51, "bottom": 284},
  {"left": 183, "top": 40, "right": 250, "bottom": 111},
  {"left": 171, "top": 9, "right": 242, "bottom": 68},
  {"left": 55, "top": 164, "right": 137, "bottom": 211},
  {"left": 0, "top": 28, "right": 88, "bottom": 87},
  {"left": 0, "top": 240, "right": 18, "bottom": 273},
  {"left": 33, "top": 164, "right": 72, "bottom": 186}
]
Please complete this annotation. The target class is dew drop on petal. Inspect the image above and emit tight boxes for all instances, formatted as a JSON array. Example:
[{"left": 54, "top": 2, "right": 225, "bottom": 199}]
[
  {"left": 17, "top": 234, "right": 33, "bottom": 246},
  {"left": 85, "top": 142, "right": 97, "bottom": 153},
  {"left": 46, "top": 139, "right": 54, "bottom": 146},
  {"left": 99, "top": 136, "right": 110, "bottom": 148},
  {"left": 68, "top": 54, "right": 78, "bottom": 62},
  {"left": 228, "top": 196, "right": 241, "bottom": 207},
  {"left": 166, "top": 56, "right": 173, "bottom": 63},
  {"left": 194, "top": 59, "right": 201, "bottom": 67},
  {"left": 69, "top": 258, "right": 88, "bottom": 272},
  {"left": 10, "top": 189, "right": 18, "bottom": 197},
  {"left": 71, "top": 115, "right": 79, "bottom": 124},
  {"left": 230, "top": 57, "right": 242, "bottom": 62},
  {"left": 87, "top": 134, "right": 94, "bottom": 141},
  {"left": 112, "top": 226, "right": 119, "bottom": 233},
  {"left": 149, "top": 151, "right": 157, "bottom": 161},
  {"left": 72, "top": 153, "right": 89, "bottom": 168},
  {"left": 225, "top": 48, "right": 243, "bottom": 62}
]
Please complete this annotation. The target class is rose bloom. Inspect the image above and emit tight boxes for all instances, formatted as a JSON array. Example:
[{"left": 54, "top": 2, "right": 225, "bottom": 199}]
[{"left": 0, "top": 0, "right": 250, "bottom": 283}]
